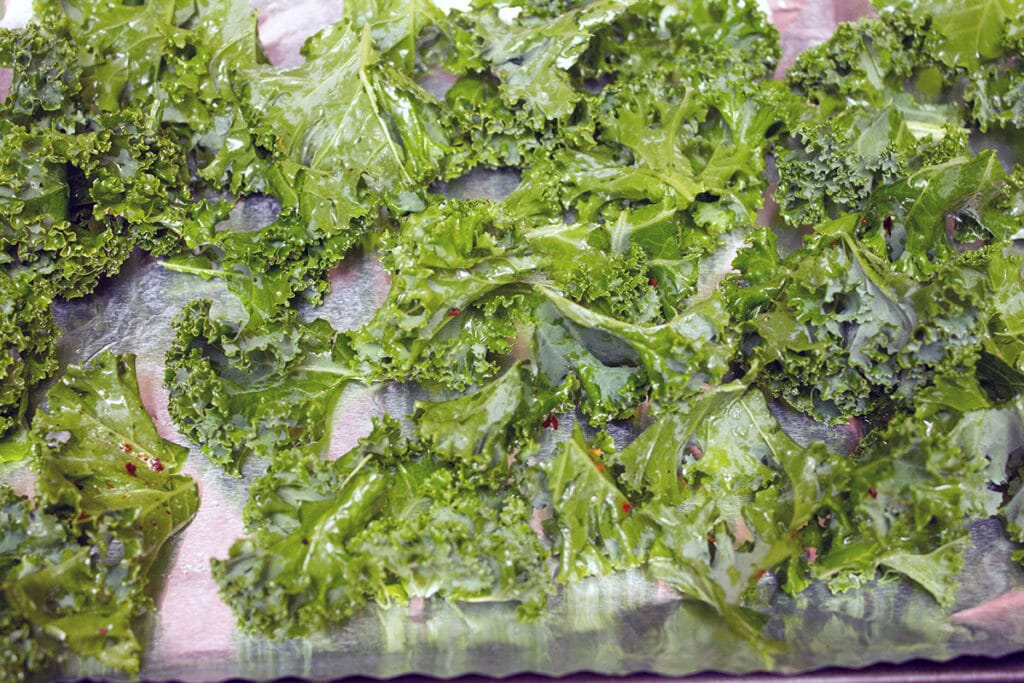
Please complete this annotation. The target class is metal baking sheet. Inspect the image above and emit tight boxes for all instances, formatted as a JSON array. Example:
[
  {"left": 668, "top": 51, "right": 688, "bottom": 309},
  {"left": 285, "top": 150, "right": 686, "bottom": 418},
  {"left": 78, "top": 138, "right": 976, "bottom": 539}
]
[{"left": 6, "top": 0, "right": 1024, "bottom": 680}]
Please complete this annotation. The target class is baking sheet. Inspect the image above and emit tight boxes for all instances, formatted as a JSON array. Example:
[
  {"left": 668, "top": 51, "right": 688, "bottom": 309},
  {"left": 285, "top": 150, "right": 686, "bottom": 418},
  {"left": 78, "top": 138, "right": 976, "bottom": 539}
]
[{"left": 6, "top": 0, "right": 1024, "bottom": 679}]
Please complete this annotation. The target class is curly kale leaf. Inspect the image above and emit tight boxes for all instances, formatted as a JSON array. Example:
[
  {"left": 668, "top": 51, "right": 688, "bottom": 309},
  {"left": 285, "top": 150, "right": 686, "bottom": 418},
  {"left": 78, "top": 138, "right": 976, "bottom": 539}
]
[
  {"left": 777, "top": 16, "right": 971, "bottom": 226},
  {"left": 726, "top": 218, "right": 999, "bottom": 422},
  {"left": 165, "top": 300, "right": 357, "bottom": 475},
  {"left": 214, "top": 413, "right": 549, "bottom": 638},
  {"left": 0, "top": 270, "right": 60, "bottom": 441},
  {"left": 800, "top": 400, "right": 1012, "bottom": 605},
  {"left": 343, "top": 0, "right": 446, "bottom": 73},
  {"left": 162, "top": 206, "right": 358, "bottom": 317},
  {"left": 0, "top": 22, "right": 81, "bottom": 122},
  {"left": 414, "top": 362, "right": 558, "bottom": 478},
  {"left": 352, "top": 198, "right": 703, "bottom": 391},
  {"left": 532, "top": 300, "right": 647, "bottom": 422},
  {"left": 580, "top": 0, "right": 779, "bottom": 83},
  {"left": 541, "top": 387, "right": 822, "bottom": 640},
  {"left": 877, "top": 0, "right": 1022, "bottom": 71},
  {"left": 860, "top": 153, "right": 1012, "bottom": 277},
  {"left": 445, "top": 0, "right": 633, "bottom": 123},
  {"left": 540, "top": 287, "right": 737, "bottom": 407},
  {"left": 0, "top": 353, "right": 199, "bottom": 678},
  {"left": 246, "top": 20, "right": 453, "bottom": 207},
  {"left": 0, "top": 106, "right": 226, "bottom": 297}
]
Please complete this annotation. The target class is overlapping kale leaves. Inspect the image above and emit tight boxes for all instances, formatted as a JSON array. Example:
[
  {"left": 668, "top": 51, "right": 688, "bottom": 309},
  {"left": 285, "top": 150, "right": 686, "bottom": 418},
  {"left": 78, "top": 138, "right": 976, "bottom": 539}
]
[
  {"left": 1, "top": 353, "right": 198, "bottom": 681},
  {"left": 160, "top": 0, "right": 1024, "bottom": 647},
  {"left": 7, "top": 0, "right": 1024, "bottom": 671}
]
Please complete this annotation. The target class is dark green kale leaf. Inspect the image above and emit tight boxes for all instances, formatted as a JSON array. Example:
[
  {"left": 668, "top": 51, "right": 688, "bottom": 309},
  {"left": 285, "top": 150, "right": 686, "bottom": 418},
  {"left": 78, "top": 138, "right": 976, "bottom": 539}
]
[
  {"left": 214, "top": 411, "right": 549, "bottom": 638},
  {"left": 0, "top": 352, "right": 198, "bottom": 678}
]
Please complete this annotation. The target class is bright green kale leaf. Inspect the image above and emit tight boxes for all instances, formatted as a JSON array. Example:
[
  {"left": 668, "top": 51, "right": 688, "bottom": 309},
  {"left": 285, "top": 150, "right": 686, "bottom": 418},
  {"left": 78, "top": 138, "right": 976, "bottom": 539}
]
[
  {"left": 622, "top": 387, "right": 824, "bottom": 606},
  {"left": 803, "top": 401, "right": 1011, "bottom": 605},
  {"left": 863, "top": 152, "right": 1013, "bottom": 278},
  {"left": 0, "top": 270, "right": 60, "bottom": 441},
  {"left": 532, "top": 301, "right": 647, "bottom": 422},
  {"left": 726, "top": 218, "right": 994, "bottom": 422},
  {"left": 544, "top": 425, "right": 652, "bottom": 581},
  {"left": 352, "top": 198, "right": 700, "bottom": 391},
  {"left": 778, "top": 16, "right": 970, "bottom": 226},
  {"left": 343, "top": 0, "right": 446, "bottom": 72},
  {"left": 414, "top": 362, "right": 557, "bottom": 478},
  {"left": 0, "top": 22, "right": 81, "bottom": 122},
  {"left": 580, "top": 0, "right": 779, "bottom": 82},
  {"left": 446, "top": 0, "right": 633, "bottom": 123},
  {"left": 541, "top": 386, "right": 825, "bottom": 636},
  {"left": 165, "top": 300, "right": 357, "bottom": 475},
  {"left": 215, "top": 414, "right": 549, "bottom": 638},
  {"left": 0, "top": 352, "right": 199, "bottom": 677},
  {"left": 877, "top": 0, "right": 1022, "bottom": 70},
  {"left": 246, "top": 20, "right": 452, "bottom": 207},
  {"left": 540, "top": 286, "right": 737, "bottom": 407},
  {"left": 161, "top": 207, "right": 357, "bottom": 317}
]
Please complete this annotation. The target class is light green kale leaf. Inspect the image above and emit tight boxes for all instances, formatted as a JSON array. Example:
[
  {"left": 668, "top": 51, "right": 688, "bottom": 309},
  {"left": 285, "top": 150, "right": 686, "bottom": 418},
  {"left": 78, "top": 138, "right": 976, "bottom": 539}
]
[{"left": 0, "top": 352, "right": 199, "bottom": 676}]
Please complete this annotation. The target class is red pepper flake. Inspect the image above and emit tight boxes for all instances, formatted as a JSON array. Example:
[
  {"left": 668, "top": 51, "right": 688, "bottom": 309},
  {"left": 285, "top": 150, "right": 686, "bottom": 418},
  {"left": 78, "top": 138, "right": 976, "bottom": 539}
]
[
  {"left": 98, "top": 627, "right": 109, "bottom": 637},
  {"left": 648, "top": 277, "right": 658, "bottom": 287},
  {"left": 868, "top": 487, "right": 878, "bottom": 499},
  {"left": 125, "top": 462, "right": 137, "bottom": 477},
  {"left": 542, "top": 414, "right": 559, "bottom": 430},
  {"left": 119, "top": 442, "right": 132, "bottom": 453},
  {"left": 860, "top": 218, "right": 868, "bottom": 226},
  {"left": 621, "top": 501, "right": 633, "bottom": 514},
  {"left": 150, "top": 458, "right": 164, "bottom": 473},
  {"left": 805, "top": 546, "right": 818, "bottom": 563},
  {"left": 78, "top": 512, "right": 90, "bottom": 521},
  {"left": 754, "top": 568, "right": 767, "bottom": 580},
  {"left": 346, "top": 167, "right": 354, "bottom": 172},
  {"left": 595, "top": 463, "right": 605, "bottom": 472},
  {"left": 447, "top": 307, "right": 461, "bottom": 317}
]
